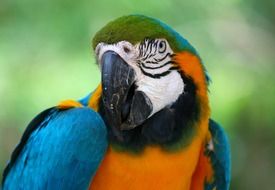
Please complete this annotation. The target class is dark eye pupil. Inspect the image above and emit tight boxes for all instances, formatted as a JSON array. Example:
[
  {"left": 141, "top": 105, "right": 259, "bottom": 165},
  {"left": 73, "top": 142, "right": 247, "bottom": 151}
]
[{"left": 159, "top": 42, "right": 163, "bottom": 49}]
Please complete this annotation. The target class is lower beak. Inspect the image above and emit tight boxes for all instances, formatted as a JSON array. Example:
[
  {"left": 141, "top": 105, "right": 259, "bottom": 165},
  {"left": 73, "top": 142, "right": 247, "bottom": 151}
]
[{"left": 101, "top": 51, "right": 152, "bottom": 133}]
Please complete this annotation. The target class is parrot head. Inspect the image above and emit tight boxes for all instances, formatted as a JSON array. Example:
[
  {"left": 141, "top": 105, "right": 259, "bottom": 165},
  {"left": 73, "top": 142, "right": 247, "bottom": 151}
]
[{"left": 93, "top": 15, "right": 210, "bottom": 146}]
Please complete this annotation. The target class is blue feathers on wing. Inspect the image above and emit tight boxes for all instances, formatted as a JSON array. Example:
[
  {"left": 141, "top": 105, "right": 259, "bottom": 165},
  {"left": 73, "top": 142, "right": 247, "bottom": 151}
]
[
  {"left": 2, "top": 106, "right": 107, "bottom": 190},
  {"left": 205, "top": 119, "right": 231, "bottom": 190}
]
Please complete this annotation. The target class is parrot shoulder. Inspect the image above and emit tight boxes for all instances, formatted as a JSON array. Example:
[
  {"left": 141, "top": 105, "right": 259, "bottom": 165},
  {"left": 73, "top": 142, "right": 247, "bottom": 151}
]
[
  {"left": 2, "top": 104, "right": 107, "bottom": 190},
  {"left": 190, "top": 119, "right": 231, "bottom": 190},
  {"left": 206, "top": 119, "right": 231, "bottom": 190}
]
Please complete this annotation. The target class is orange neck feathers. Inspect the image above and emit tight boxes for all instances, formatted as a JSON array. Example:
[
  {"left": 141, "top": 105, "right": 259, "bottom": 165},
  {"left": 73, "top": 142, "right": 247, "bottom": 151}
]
[{"left": 173, "top": 51, "right": 210, "bottom": 121}]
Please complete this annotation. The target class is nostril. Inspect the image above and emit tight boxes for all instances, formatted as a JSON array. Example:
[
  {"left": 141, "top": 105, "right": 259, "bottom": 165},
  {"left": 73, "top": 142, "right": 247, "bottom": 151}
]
[{"left": 123, "top": 46, "right": 130, "bottom": 53}]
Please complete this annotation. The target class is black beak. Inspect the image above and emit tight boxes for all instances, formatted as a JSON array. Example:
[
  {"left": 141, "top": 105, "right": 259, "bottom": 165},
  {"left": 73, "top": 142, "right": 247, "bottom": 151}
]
[{"left": 101, "top": 51, "right": 152, "bottom": 134}]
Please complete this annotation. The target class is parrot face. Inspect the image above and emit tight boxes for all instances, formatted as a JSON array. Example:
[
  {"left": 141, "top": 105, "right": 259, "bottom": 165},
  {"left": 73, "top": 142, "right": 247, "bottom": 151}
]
[
  {"left": 96, "top": 39, "right": 184, "bottom": 130},
  {"left": 93, "top": 15, "right": 208, "bottom": 145}
]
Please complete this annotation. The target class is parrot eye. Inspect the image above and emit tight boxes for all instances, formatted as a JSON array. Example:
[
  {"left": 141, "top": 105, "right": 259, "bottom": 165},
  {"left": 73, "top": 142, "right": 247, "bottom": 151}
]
[{"left": 158, "top": 40, "right": 166, "bottom": 54}]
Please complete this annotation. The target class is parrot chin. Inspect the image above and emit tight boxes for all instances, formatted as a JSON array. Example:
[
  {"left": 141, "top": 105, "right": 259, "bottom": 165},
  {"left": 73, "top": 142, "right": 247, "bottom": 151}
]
[{"left": 100, "top": 51, "right": 153, "bottom": 133}]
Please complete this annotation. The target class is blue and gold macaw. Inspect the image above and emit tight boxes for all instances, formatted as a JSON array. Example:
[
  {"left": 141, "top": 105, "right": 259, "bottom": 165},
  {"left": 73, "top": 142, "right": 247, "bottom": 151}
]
[{"left": 2, "top": 15, "right": 230, "bottom": 190}]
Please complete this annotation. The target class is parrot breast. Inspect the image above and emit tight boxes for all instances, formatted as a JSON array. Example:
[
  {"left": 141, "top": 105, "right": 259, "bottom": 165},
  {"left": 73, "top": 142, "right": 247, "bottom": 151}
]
[{"left": 89, "top": 119, "right": 208, "bottom": 190}]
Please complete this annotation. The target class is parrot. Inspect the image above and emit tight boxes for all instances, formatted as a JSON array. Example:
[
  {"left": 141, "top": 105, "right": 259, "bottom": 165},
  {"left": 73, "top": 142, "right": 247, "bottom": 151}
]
[{"left": 1, "top": 15, "right": 230, "bottom": 190}]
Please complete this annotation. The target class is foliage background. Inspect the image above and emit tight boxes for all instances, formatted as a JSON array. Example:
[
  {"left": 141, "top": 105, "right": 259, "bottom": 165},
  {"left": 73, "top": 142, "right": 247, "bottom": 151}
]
[{"left": 0, "top": 0, "right": 274, "bottom": 189}]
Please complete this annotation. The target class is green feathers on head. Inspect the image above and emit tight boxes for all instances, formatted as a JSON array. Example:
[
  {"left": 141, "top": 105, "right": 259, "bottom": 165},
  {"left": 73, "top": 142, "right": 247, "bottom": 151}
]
[{"left": 92, "top": 15, "right": 197, "bottom": 54}]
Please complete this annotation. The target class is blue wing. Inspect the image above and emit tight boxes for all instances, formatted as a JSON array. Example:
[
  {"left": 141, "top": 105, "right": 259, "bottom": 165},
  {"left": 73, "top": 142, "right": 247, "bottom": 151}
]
[
  {"left": 2, "top": 106, "right": 107, "bottom": 190},
  {"left": 205, "top": 119, "right": 231, "bottom": 190}
]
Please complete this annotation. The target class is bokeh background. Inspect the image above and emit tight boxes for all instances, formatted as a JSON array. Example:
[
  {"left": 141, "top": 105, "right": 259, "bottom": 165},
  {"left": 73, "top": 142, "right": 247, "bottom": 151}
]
[{"left": 0, "top": 0, "right": 274, "bottom": 189}]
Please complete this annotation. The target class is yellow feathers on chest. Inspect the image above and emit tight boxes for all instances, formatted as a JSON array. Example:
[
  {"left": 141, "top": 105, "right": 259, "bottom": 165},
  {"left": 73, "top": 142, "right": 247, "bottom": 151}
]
[{"left": 90, "top": 120, "right": 210, "bottom": 190}]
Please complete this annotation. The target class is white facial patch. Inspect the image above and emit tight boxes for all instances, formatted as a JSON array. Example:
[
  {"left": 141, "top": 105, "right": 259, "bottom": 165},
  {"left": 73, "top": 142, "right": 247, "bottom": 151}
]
[
  {"left": 95, "top": 39, "right": 185, "bottom": 118},
  {"left": 136, "top": 71, "right": 184, "bottom": 116}
]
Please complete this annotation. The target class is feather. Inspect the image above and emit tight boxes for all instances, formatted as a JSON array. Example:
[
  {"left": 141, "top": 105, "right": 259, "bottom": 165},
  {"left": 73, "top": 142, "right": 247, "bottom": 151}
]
[{"left": 2, "top": 107, "right": 107, "bottom": 190}]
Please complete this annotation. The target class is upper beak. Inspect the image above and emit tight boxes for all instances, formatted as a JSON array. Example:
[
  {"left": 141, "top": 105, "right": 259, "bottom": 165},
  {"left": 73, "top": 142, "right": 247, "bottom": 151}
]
[{"left": 100, "top": 51, "right": 152, "bottom": 133}]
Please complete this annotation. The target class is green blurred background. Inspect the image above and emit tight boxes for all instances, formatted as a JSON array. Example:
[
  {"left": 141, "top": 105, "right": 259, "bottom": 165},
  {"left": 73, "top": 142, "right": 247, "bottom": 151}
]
[{"left": 0, "top": 0, "right": 274, "bottom": 189}]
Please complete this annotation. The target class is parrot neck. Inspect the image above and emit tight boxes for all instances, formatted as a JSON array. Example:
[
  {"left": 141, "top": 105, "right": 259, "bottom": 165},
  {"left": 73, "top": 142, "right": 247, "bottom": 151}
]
[{"left": 174, "top": 51, "right": 210, "bottom": 121}]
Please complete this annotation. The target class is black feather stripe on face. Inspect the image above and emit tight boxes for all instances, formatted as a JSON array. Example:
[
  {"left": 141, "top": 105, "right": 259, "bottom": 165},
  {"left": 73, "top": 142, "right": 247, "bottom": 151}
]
[{"left": 136, "top": 39, "right": 176, "bottom": 79}]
